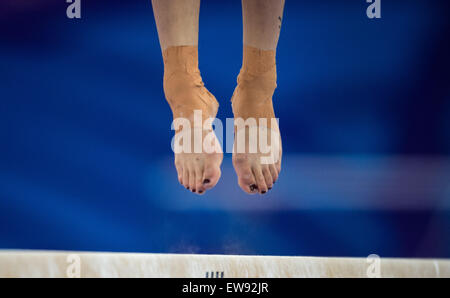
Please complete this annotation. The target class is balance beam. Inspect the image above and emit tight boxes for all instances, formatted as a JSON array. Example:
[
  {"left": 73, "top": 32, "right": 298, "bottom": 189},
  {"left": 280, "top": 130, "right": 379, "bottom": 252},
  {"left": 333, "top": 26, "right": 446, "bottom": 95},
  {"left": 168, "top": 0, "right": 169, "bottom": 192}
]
[{"left": 0, "top": 251, "right": 448, "bottom": 278}]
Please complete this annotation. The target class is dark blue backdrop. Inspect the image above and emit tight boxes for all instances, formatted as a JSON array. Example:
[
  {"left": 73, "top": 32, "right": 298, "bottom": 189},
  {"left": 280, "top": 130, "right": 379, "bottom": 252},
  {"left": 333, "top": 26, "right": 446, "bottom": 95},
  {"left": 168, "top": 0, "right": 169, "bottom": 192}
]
[{"left": 0, "top": 0, "right": 449, "bottom": 257}]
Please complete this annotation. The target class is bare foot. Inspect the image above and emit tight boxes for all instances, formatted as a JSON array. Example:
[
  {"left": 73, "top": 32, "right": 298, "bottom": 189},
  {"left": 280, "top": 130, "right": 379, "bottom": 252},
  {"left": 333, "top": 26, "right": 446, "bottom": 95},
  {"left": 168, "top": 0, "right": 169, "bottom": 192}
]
[
  {"left": 231, "top": 46, "right": 282, "bottom": 195},
  {"left": 163, "top": 46, "right": 223, "bottom": 195}
]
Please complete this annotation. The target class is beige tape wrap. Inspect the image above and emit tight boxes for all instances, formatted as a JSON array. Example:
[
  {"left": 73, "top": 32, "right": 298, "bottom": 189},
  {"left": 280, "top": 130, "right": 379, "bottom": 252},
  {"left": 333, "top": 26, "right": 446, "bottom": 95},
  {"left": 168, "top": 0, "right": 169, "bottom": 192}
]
[
  {"left": 232, "top": 46, "right": 277, "bottom": 124},
  {"left": 162, "top": 46, "right": 218, "bottom": 121}
]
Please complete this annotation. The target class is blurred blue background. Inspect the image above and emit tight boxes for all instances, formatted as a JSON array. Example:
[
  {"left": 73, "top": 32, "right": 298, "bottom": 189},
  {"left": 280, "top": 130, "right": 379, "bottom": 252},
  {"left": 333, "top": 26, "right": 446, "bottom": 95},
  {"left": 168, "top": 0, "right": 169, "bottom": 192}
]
[{"left": 0, "top": 0, "right": 449, "bottom": 258}]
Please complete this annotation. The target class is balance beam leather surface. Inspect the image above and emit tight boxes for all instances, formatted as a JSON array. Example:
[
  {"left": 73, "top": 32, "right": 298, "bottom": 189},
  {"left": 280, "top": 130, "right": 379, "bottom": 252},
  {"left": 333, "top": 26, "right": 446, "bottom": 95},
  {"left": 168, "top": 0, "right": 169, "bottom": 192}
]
[{"left": 0, "top": 251, "right": 448, "bottom": 278}]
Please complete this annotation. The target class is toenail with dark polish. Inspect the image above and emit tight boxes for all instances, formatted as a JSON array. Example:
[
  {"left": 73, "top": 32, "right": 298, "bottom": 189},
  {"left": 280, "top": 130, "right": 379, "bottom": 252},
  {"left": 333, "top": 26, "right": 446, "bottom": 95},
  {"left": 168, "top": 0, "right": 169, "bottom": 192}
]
[
  {"left": 261, "top": 190, "right": 267, "bottom": 194},
  {"left": 250, "top": 184, "right": 258, "bottom": 191},
  {"left": 203, "top": 179, "right": 210, "bottom": 184},
  {"left": 198, "top": 190, "right": 203, "bottom": 194},
  {"left": 268, "top": 187, "right": 272, "bottom": 190},
  {"left": 192, "top": 189, "right": 196, "bottom": 192},
  {"left": 187, "top": 187, "right": 190, "bottom": 190}
]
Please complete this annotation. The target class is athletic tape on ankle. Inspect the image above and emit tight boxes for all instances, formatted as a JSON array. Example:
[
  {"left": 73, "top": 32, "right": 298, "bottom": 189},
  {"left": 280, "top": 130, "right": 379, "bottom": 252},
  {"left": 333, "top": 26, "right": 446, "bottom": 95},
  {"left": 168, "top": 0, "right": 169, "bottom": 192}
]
[
  {"left": 241, "top": 45, "right": 277, "bottom": 76},
  {"left": 162, "top": 46, "right": 218, "bottom": 121},
  {"left": 232, "top": 46, "right": 278, "bottom": 121}
]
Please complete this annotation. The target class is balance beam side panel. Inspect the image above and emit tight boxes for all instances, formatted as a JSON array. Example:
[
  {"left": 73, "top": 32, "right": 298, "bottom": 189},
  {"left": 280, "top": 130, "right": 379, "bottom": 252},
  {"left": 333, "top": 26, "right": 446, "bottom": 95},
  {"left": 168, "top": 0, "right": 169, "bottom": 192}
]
[{"left": 0, "top": 251, "right": 448, "bottom": 278}]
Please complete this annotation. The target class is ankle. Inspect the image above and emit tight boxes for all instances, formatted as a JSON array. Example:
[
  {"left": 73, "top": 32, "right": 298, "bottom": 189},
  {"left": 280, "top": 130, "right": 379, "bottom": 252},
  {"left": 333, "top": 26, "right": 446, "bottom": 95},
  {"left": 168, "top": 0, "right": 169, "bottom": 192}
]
[
  {"left": 235, "top": 46, "right": 277, "bottom": 94},
  {"left": 163, "top": 46, "right": 203, "bottom": 89},
  {"left": 163, "top": 46, "right": 199, "bottom": 75},
  {"left": 162, "top": 46, "right": 218, "bottom": 119},
  {"left": 232, "top": 46, "right": 277, "bottom": 110},
  {"left": 241, "top": 45, "right": 277, "bottom": 76}
]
